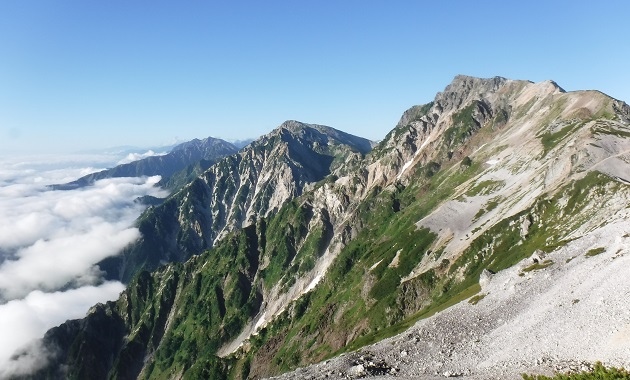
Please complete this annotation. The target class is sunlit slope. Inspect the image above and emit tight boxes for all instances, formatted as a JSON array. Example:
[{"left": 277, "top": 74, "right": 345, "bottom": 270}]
[{"left": 19, "top": 76, "right": 630, "bottom": 380}]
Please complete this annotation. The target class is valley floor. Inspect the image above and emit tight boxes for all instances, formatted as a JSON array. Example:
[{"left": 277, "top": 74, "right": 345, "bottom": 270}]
[{"left": 267, "top": 221, "right": 630, "bottom": 379}]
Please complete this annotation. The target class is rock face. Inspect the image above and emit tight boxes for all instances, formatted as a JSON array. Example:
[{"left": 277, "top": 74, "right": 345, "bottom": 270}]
[
  {"left": 100, "top": 121, "right": 374, "bottom": 282},
  {"left": 50, "top": 136, "right": 239, "bottom": 190},
  {"left": 15, "top": 75, "right": 630, "bottom": 380}
]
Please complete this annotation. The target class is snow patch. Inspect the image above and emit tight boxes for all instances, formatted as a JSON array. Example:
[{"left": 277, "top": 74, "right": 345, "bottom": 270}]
[
  {"left": 397, "top": 158, "right": 416, "bottom": 180},
  {"left": 253, "top": 311, "right": 267, "bottom": 331},
  {"left": 369, "top": 259, "right": 383, "bottom": 271},
  {"left": 397, "top": 138, "right": 431, "bottom": 180},
  {"left": 304, "top": 274, "right": 323, "bottom": 293}
]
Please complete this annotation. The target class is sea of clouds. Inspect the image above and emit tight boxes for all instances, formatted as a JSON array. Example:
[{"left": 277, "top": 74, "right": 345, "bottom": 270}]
[
  {"left": 117, "top": 149, "right": 168, "bottom": 165},
  {"left": 0, "top": 152, "right": 168, "bottom": 376}
]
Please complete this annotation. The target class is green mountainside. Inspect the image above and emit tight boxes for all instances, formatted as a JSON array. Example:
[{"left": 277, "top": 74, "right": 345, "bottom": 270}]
[
  {"left": 15, "top": 76, "right": 630, "bottom": 380},
  {"left": 100, "top": 121, "right": 374, "bottom": 282}
]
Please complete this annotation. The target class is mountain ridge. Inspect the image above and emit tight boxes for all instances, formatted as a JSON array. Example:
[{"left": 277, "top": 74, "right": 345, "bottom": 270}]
[
  {"left": 10, "top": 75, "right": 630, "bottom": 380},
  {"left": 50, "top": 136, "right": 238, "bottom": 191},
  {"left": 99, "top": 121, "right": 374, "bottom": 282}
]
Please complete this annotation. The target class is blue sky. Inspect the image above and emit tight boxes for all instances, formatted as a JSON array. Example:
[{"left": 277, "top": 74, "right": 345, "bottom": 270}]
[{"left": 1, "top": 1, "right": 629, "bottom": 153}]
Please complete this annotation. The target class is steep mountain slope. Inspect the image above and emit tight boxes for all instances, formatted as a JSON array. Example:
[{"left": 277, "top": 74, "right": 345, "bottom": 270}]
[
  {"left": 100, "top": 121, "right": 374, "bottom": 282},
  {"left": 155, "top": 157, "right": 217, "bottom": 191},
  {"left": 270, "top": 219, "right": 630, "bottom": 379},
  {"left": 265, "top": 76, "right": 630, "bottom": 379},
  {"left": 50, "top": 137, "right": 238, "bottom": 190},
  {"left": 14, "top": 76, "right": 630, "bottom": 380}
]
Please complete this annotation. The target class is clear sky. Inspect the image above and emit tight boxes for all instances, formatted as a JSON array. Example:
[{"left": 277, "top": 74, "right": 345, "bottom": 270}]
[{"left": 1, "top": 0, "right": 629, "bottom": 154}]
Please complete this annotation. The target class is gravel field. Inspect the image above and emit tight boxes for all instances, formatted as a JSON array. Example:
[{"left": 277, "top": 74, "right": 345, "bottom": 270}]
[{"left": 268, "top": 221, "right": 630, "bottom": 379}]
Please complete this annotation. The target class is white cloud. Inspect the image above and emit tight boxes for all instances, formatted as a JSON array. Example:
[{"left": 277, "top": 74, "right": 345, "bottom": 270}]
[
  {"left": 0, "top": 174, "right": 164, "bottom": 268},
  {"left": 0, "top": 224, "right": 139, "bottom": 300},
  {"left": 117, "top": 149, "right": 167, "bottom": 165},
  {"left": 0, "top": 154, "right": 167, "bottom": 375},
  {"left": 0, "top": 282, "right": 125, "bottom": 377}
]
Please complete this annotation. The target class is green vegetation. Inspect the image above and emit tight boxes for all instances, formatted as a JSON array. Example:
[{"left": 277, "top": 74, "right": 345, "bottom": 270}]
[
  {"left": 522, "top": 260, "right": 554, "bottom": 272},
  {"left": 522, "top": 362, "right": 630, "bottom": 380},
  {"left": 445, "top": 101, "right": 482, "bottom": 147},
  {"left": 340, "top": 282, "right": 482, "bottom": 354},
  {"left": 136, "top": 223, "right": 263, "bottom": 379},
  {"left": 159, "top": 158, "right": 217, "bottom": 191},
  {"left": 473, "top": 197, "right": 501, "bottom": 221},
  {"left": 585, "top": 247, "right": 606, "bottom": 257},
  {"left": 410, "top": 101, "right": 434, "bottom": 122},
  {"left": 425, "top": 161, "right": 441, "bottom": 177},
  {"left": 540, "top": 122, "right": 582, "bottom": 156},
  {"left": 109, "top": 161, "right": 619, "bottom": 380},
  {"left": 461, "top": 156, "right": 473, "bottom": 168},
  {"left": 468, "top": 293, "right": 487, "bottom": 305},
  {"left": 62, "top": 196, "right": 339, "bottom": 379},
  {"left": 492, "top": 109, "right": 509, "bottom": 128},
  {"left": 450, "top": 171, "right": 616, "bottom": 295},
  {"left": 466, "top": 180, "right": 505, "bottom": 196}
]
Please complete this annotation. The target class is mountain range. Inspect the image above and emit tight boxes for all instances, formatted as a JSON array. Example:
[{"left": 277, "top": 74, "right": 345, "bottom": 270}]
[
  {"left": 11, "top": 75, "right": 630, "bottom": 379},
  {"left": 99, "top": 121, "right": 374, "bottom": 282},
  {"left": 50, "top": 137, "right": 239, "bottom": 191}
]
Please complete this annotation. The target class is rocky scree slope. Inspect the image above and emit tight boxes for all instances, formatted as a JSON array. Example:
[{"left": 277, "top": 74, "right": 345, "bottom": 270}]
[
  {"left": 50, "top": 137, "right": 238, "bottom": 191},
  {"left": 99, "top": 121, "right": 374, "bottom": 282},
  {"left": 270, "top": 221, "right": 630, "bottom": 379},
  {"left": 268, "top": 76, "right": 630, "bottom": 378},
  {"left": 14, "top": 76, "right": 630, "bottom": 380}
]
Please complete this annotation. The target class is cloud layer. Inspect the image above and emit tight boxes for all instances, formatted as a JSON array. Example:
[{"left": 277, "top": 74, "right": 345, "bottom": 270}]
[
  {"left": 0, "top": 154, "right": 167, "bottom": 374},
  {"left": 117, "top": 149, "right": 168, "bottom": 165},
  {"left": 0, "top": 282, "right": 125, "bottom": 378}
]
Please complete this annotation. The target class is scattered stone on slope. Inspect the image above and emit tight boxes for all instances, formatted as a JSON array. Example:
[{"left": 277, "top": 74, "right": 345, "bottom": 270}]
[{"left": 266, "top": 221, "right": 630, "bottom": 379}]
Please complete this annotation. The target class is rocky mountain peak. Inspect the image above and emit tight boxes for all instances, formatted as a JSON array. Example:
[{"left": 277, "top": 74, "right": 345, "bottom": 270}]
[
  {"left": 100, "top": 119, "right": 374, "bottom": 282},
  {"left": 276, "top": 119, "right": 310, "bottom": 132},
  {"left": 22, "top": 76, "right": 630, "bottom": 380},
  {"left": 433, "top": 75, "right": 511, "bottom": 112},
  {"left": 432, "top": 75, "right": 564, "bottom": 117},
  {"left": 273, "top": 120, "right": 334, "bottom": 144},
  {"left": 50, "top": 136, "right": 238, "bottom": 191},
  {"left": 543, "top": 79, "right": 566, "bottom": 93},
  {"left": 272, "top": 120, "right": 374, "bottom": 154},
  {"left": 171, "top": 136, "right": 230, "bottom": 151},
  {"left": 447, "top": 74, "right": 509, "bottom": 94}
]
